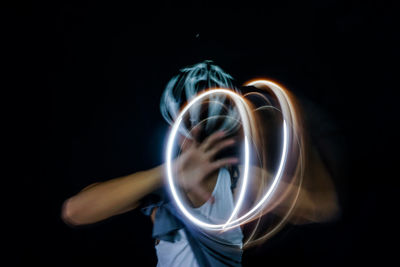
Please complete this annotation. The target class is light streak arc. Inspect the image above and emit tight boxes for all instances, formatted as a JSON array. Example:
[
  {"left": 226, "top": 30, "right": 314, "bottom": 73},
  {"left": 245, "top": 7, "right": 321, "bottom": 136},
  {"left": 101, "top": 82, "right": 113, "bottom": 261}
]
[
  {"left": 166, "top": 80, "right": 295, "bottom": 231},
  {"left": 166, "top": 89, "right": 251, "bottom": 230}
]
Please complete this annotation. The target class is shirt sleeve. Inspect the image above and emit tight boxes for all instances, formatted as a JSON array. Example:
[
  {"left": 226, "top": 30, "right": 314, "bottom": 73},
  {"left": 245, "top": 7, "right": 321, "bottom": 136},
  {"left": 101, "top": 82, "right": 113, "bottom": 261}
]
[{"left": 139, "top": 187, "right": 165, "bottom": 216}]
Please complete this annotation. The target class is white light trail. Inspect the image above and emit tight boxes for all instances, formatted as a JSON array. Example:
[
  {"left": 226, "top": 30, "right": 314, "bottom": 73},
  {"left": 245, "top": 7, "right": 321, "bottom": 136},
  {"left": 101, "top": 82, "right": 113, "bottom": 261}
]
[
  {"left": 165, "top": 80, "right": 295, "bottom": 231},
  {"left": 166, "top": 89, "right": 251, "bottom": 230}
]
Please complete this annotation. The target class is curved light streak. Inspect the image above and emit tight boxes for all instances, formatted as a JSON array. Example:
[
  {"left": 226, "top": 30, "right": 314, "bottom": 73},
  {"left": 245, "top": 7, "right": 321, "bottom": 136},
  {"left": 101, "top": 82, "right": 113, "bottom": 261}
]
[
  {"left": 166, "top": 89, "right": 251, "bottom": 230},
  {"left": 166, "top": 80, "right": 294, "bottom": 231},
  {"left": 219, "top": 120, "right": 288, "bottom": 231}
]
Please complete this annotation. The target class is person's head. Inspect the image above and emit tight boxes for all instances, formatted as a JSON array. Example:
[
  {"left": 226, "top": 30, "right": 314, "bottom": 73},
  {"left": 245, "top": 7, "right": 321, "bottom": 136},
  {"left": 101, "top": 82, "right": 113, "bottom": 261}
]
[{"left": 160, "top": 60, "right": 241, "bottom": 144}]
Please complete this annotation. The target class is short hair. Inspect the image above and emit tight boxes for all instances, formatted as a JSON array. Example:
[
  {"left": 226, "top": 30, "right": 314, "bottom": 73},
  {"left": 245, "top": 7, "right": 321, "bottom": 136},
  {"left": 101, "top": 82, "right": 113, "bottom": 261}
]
[{"left": 160, "top": 60, "right": 241, "bottom": 140}]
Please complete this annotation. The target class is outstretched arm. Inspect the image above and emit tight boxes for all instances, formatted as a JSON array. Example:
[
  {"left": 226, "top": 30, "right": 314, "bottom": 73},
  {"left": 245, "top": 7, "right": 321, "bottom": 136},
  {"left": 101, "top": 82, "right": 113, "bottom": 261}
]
[
  {"left": 61, "top": 130, "right": 237, "bottom": 226},
  {"left": 61, "top": 166, "right": 164, "bottom": 226}
]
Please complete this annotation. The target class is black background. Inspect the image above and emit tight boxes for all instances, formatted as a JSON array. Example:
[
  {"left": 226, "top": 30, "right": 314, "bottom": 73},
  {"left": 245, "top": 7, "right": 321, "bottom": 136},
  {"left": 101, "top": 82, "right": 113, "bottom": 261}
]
[{"left": 6, "top": 0, "right": 398, "bottom": 266}]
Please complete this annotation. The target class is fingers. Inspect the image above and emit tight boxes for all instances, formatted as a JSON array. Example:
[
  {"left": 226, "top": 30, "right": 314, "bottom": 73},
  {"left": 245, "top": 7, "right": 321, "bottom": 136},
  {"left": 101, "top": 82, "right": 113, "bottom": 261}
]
[
  {"left": 190, "top": 125, "right": 202, "bottom": 142},
  {"left": 181, "top": 125, "right": 202, "bottom": 152},
  {"left": 207, "top": 138, "right": 236, "bottom": 158},
  {"left": 210, "top": 157, "right": 239, "bottom": 171},
  {"left": 180, "top": 137, "right": 193, "bottom": 152},
  {"left": 200, "top": 131, "right": 226, "bottom": 151}
]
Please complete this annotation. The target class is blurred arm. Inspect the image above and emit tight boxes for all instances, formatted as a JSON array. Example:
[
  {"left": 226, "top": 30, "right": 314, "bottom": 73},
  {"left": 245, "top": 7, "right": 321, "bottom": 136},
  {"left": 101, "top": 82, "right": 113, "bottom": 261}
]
[
  {"left": 61, "top": 131, "right": 238, "bottom": 226},
  {"left": 61, "top": 165, "right": 164, "bottom": 226},
  {"left": 240, "top": 143, "right": 339, "bottom": 224},
  {"left": 285, "top": 144, "right": 340, "bottom": 224}
]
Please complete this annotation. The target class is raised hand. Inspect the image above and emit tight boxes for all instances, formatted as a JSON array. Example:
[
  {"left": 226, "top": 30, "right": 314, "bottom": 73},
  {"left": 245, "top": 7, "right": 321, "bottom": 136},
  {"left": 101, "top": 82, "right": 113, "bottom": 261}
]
[{"left": 174, "top": 130, "right": 238, "bottom": 205}]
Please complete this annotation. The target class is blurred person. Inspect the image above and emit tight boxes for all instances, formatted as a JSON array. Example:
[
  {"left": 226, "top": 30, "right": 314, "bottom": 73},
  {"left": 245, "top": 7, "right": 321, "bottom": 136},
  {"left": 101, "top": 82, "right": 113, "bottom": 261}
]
[{"left": 61, "top": 61, "right": 339, "bottom": 267}]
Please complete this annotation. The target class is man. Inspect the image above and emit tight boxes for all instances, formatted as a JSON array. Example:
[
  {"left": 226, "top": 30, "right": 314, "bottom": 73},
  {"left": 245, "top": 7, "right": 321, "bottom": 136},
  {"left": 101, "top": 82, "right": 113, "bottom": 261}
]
[{"left": 62, "top": 61, "right": 339, "bottom": 266}]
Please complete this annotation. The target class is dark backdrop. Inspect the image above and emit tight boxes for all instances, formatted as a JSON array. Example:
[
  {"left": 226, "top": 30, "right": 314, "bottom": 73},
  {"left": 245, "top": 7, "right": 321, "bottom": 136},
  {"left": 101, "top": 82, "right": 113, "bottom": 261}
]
[{"left": 7, "top": 1, "right": 398, "bottom": 266}]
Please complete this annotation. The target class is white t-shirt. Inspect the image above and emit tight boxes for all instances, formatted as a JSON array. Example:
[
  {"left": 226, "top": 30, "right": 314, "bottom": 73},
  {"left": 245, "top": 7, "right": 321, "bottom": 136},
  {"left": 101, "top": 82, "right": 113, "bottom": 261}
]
[{"left": 155, "top": 168, "right": 243, "bottom": 267}]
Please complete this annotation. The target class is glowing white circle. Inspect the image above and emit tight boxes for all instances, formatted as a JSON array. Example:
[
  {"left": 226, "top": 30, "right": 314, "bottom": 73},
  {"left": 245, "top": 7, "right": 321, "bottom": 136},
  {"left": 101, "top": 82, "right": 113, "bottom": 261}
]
[
  {"left": 165, "top": 81, "right": 292, "bottom": 231},
  {"left": 166, "top": 89, "right": 251, "bottom": 230}
]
